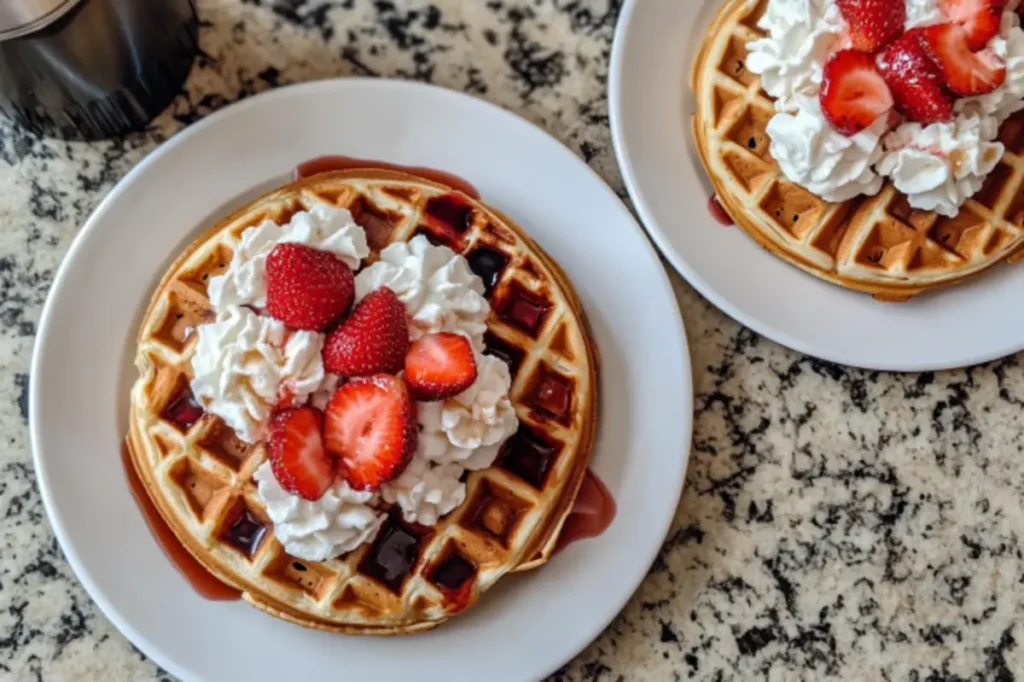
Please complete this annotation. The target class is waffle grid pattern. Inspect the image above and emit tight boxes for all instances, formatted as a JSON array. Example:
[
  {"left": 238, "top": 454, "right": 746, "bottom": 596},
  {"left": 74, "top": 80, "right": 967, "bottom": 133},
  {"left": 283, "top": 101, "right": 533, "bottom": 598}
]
[
  {"left": 693, "top": 0, "right": 1024, "bottom": 300},
  {"left": 127, "top": 170, "right": 597, "bottom": 634}
]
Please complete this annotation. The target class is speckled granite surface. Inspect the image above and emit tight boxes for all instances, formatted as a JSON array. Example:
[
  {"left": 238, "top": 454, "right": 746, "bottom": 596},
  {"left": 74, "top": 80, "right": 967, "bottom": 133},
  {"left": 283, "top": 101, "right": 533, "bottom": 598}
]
[{"left": 3, "top": 1, "right": 1024, "bottom": 680}]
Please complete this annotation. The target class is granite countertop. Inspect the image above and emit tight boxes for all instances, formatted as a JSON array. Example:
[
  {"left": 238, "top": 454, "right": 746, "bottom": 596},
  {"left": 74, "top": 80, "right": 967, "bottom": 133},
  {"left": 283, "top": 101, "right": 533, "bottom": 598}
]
[{"left": 2, "top": 0, "right": 1023, "bottom": 680}]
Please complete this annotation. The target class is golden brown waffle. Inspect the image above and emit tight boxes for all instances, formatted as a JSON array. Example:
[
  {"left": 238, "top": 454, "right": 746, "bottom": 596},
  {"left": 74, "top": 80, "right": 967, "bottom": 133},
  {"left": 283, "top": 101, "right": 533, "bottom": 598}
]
[
  {"left": 692, "top": 0, "right": 1024, "bottom": 301},
  {"left": 126, "top": 169, "right": 598, "bottom": 634}
]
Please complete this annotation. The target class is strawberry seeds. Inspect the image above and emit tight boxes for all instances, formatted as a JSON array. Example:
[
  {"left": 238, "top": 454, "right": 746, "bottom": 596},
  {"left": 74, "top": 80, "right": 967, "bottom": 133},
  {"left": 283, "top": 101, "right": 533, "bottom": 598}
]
[
  {"left": 822, "top": 0, "right": 1008, "bottom": 136},
  {"left": 260, "top": 242, "right": 485, "bottom": 500}
]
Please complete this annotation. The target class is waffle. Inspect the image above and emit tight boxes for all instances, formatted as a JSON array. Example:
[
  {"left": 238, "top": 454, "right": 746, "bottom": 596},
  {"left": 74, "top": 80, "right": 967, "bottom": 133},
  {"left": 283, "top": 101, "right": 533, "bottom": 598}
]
[
  {"left": 126, "top": 169, "right": 599, "bottom": 634},
  {"left": 692, "top": 0, "right": 1024, "bottom": 301}
]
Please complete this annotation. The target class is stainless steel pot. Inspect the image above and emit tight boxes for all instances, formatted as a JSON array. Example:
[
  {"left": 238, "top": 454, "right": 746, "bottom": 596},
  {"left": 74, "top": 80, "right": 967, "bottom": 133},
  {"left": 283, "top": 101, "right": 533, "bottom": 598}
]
[{"left": 0, "top": 0, "right": 199, "bottom": 140}]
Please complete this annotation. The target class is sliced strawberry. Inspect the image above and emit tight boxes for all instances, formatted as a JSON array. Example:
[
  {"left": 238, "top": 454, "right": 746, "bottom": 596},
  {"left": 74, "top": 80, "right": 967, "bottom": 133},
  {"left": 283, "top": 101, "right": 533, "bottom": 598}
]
[
  {"left": 940, "top": 0, "right": 1006, "bottom": 50},
  {"left": 404, "top": 333, "right": 478, "bottom": 401},
  {"left": 820, "top": 50, "right": 895, "bottom": 135},
  {"left": 266, "top": 243, "right": 354, "bottom": 331},
  {"left": 323, "top": 375, "right": 417, "bottom": 491},
  {"left": 322, "top": 287, "right": 409, "bottom": 377},
  {"left": 268, "top": 407, "right": 334, "bottom": 501},
  {"left": 837, "top": 0, "right": 906, "bottom": 52},
  {"left": 876, "top": 32, "right": 955, "bottom": 124},
  {"left": 920, "top": 22, "right": 1006, "bottom": 96}
]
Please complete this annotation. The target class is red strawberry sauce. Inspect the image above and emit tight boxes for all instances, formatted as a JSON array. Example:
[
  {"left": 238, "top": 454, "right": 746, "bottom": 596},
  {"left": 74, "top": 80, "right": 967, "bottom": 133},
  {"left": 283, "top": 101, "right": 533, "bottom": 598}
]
[
  {"left": 708, "top": 195, "right": 735, "bottom": 226},
  {"left": 293, "top": 155, "right": 482, "bottom": 200},
  {"left": 121, "top": 441, "right": 242, "bottom": 600}
]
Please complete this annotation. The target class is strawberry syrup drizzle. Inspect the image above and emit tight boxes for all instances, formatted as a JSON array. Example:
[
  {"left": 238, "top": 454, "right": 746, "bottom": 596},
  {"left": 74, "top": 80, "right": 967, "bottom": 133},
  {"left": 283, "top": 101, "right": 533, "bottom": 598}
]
[
  {"left": 121, "top": 441, "right": 241, "bottom": 600},
  {"left": 553, "top": 469, "right": 617, "bottom": 554},
  {"left": 708, "top": 195, "right": 735, "bottom": 226},
  {"left": 293, "top": 155, "right": 482, "bottom": 200}
]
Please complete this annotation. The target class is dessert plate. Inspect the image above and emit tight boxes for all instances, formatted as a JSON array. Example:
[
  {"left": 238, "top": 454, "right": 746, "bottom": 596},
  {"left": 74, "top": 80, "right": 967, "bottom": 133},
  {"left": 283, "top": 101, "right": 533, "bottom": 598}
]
[
  {"left": 30, "top": 79, "right": 692, "bottom": 681},
  {"left": 610, "top": 0, "right": 1024, "bottom": 371}
]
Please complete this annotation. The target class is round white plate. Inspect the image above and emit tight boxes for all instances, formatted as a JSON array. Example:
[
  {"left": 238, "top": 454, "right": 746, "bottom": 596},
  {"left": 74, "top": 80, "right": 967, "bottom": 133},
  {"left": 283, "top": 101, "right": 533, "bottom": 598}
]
[
  {"left": 610, "top": 0, "right": 1024, "bottom": 371},
  {"left": 30, "top": 79, "right": 692, "bottom": 682}
]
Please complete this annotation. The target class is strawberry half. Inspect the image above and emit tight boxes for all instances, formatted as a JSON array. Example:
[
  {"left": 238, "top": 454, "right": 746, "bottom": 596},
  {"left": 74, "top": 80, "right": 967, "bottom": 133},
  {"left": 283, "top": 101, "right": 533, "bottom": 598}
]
[
  {"left": 919, "top": 22, "right": 1006, "bottom": 96},
  {"left": 322, "top": 287, "right": 410, "bottom": 377},
  {"left": 266, "top": 243, "right": 354, "bottom": 331},
  {"left": 837, "top": 0, "right": 906, "bottom": 53},
  {"left": 269, "top": 407, "right": 335, "bottom": 501},
  {"left": 820, "top": 50, "right": 895, "bottom": 135},
  {"left": 323, "top": 375, "right": 417, "bottom": 491},
  {"left": 940, "top": 0, "right": 1006, "bottom": 50},
  {"left": 876, "top": 32, "right": 955, "bottom": 124},
  {"left": 405, "top": 333, "right": 478, "bottom": 401}
]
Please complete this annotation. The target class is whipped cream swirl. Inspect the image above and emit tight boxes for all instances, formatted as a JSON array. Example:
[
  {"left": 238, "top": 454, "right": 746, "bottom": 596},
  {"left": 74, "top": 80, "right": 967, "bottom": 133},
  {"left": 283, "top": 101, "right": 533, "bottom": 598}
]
[
  {"left": 878, "top": 117, "right": 1004, "bottom": 216},
  {"left": 208, "top": 203, "right": 369, "bottom": 312},
  {"left": 766, "top": 95, "right": 886, "bottom": 202},
  {"left": 190, "top": 307, "right": 324, "bottom": 443},
  {"left": 253, "top": 462, "right": 386, "bottom": 562},
  {"left": 354, "top": 235, "right": 490, "bottom": 349},
  {"left": 746, "top": 0, "right": 845, "bottom": 113}
]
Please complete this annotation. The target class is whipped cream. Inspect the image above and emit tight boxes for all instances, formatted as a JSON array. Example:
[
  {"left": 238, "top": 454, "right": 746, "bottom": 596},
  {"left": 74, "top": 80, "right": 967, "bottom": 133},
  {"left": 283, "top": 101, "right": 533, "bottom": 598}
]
[
  {"left": 878, "top": 116, "right": 1003, "bottom": 216},
  {"left": 904, "top": 0, "right": 943, "bottom": 29},
  {"left": 747, "top": 0, "right": 1024, "bottom": 215},
  {"left": 354, "top": 235, "right": 490, "bottom": 350},
  {"left": 380, "top": 457, "right": 467, "bottom": 526},
  {"left": 767, "top": 94, "right": 886, "bottom": 202},
  {"left": 253, "top": 462, "right": 386, "bottom": 562},
  {"left": 208, "top": 203, "right": 369, "bottom": 312},
  {"left": 193, "top": 211, "right": 519, "bottom": 560},
  {"left": 190, "top": 307, "right": 324, "bottom": 443},
  {"left": 746, "top": 0, "right": 845, "bottom": 113}
]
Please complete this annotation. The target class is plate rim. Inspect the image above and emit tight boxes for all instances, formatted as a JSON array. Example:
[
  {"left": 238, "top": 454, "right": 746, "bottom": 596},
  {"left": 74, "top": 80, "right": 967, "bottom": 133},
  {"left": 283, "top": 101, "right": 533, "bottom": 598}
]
[
  {"left": 608, "top": 0, "right": 1024, "bottom": 372},
  {"left": 30, "top": 77, "right": 694, "bottom": 681}
]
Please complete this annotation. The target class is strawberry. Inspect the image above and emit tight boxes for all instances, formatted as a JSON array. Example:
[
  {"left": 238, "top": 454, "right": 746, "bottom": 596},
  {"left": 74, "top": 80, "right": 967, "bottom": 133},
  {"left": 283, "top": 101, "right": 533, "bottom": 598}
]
[
  {"left": 265, "top": 243, "right": 354, "bottom": 331},
  {"left": 876, "top": 32, "right": 955, "bottom": 124},
  {"left": 404, "top": 333, "right": 478, "bottom": 401},
  {"left": 940, "top": 0, "right": 1005, "bottom": 50},
  {"left": 919, "top": 22, "right": 1006, "bottom": 96},
  {"left": 268, "top": 407, "right": 335, "bottom": 501},
  {"left": 323, "top": 375, "right": 417, "bottom": 491},
  {"left": 323, "top": 287, "right": 410, "bottom": 377},
  {"left": 837, "top": 0, "right": 906, "bottom": 52},
  {"left": 820, "top": 50, "right": 895, "bottom": 135}
]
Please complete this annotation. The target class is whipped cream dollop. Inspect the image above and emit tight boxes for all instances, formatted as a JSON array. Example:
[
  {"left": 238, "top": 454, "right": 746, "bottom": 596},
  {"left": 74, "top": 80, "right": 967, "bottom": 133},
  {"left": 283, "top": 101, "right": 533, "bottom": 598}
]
[
  {"left": 380, "top": 457, "right": 467, "bottom": 526},
  {"left": 208, "top": 203, "right": 369, "bottom": 312},
  {"left": 878, "top": 116, "right": 1004, "bottom": 216},
  {"left": 746, "top": 0, "right": 845, "bottom": 112},
  {"left": 354, "top": 235, "right": 490, "bottom": 349},
  {"left": 190, "top": 307, "right": 324, "bottom": 443},
  {"left": 767, "top": 95, "right": 886, "bottom": 202},
  {"left": 747, "top": 0, "right": 1024, "bottom": 215},
  {"left": 253, "top": 462, "right": 386, "bottom": 562},
  {"left": 904, "top": 0, "right": 943, "bottom": 29}
]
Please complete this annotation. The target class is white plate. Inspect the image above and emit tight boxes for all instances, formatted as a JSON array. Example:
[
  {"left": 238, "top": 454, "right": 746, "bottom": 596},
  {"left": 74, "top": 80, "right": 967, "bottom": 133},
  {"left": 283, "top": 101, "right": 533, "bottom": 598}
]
[
  {"left": 610, "top": 0, "right": 1024, "bottom": 371},
  {"left": 30, "top": 79, "right": 692, "bottom": 682}
]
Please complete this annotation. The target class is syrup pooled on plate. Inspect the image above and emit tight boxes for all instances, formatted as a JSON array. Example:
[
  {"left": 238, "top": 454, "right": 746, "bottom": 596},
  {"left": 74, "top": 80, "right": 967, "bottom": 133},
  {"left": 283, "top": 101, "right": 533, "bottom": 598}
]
[
  {"left": 294, "top": 155, "right": 481, "bottom": 199},
  {"left": 121, "top": 442, "right": 241, "bottom": 601},
  {"left": 555, "top": 470, "right": 617, "bottom": 554},
  {"left": 708, "top": 195, "right": 735, "bottom": 226}
]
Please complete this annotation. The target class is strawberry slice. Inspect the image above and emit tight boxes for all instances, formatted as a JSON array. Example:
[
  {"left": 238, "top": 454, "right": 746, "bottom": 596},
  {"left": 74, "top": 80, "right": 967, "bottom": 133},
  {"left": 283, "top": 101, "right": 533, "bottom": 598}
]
[
  {"left": 919, "top": 22, "right": 1006, "bottom": 96},
  {"left": 837, "top": 0, "right": 906, "bottom": 53},
  {"left": 323, "top": 375, "right": 417, "bottom": 491},
  {"left": 405, "top": 333, "right": 478, "bottom": 401},
  {"left": 876, "top": 32, "right": 955, "bottom": 124},
  {"left": 266, "top": 243, "right": 354, "bottom": 331},
  {"left": 322, "top": 287, "right": 409, "bottom": 377},
  {"left": 940, "top": 0, "right": 1005, "bottom": 50},
  {"left": 820, "top": 50, "right": 895, "bottom": 135},
  {"left": 268, "top": 407, "right": 334, "bottom": 501}
]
